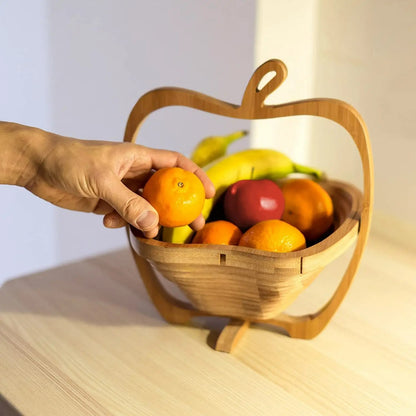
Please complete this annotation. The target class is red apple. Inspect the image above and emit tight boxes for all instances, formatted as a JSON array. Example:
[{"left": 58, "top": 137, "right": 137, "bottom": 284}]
[{"left": 224, "top": 179, "right": 285, "bottom": 230}]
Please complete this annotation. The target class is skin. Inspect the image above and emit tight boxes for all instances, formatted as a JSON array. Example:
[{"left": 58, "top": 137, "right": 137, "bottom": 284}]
[{"left": 0, "top": 121, "right": 215, "bottom": 238}]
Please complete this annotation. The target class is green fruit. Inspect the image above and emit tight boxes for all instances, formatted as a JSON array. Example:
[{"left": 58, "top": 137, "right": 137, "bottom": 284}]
[
  {"left": 190, "top": 130, "right": 248, "bottom": 167},
  {"left": 163, "top": 148, "right": 323, "bottom": 244}
]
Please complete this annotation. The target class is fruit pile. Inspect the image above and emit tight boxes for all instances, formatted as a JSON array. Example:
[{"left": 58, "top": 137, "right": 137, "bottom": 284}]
[
  {"left": 143, "top": 131, "right": 335, "bottom": 253},
  {"left": 190, "top": 173, "right": 334, "bottom": 253}
]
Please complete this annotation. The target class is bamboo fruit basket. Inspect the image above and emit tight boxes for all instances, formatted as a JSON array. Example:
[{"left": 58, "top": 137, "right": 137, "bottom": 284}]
[{"left": 124, "top": 59, "right": 374, "bottom": 353}]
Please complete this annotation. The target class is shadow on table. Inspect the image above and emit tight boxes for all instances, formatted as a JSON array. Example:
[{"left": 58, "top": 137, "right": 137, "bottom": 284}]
[
  {"left": 0, "top": 249, "right": 276, "bottom": 347},
  {"left": 0, "top": 249, "right": 167, "bottom": 328},
  {"left": 0, "top": 394, "right": 23, "bottom": 416}
]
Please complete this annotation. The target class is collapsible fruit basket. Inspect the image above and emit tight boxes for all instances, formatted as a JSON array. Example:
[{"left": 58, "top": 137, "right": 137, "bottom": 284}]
[{"left": 124, "top": 59, "right": 373, "bottom": 352}]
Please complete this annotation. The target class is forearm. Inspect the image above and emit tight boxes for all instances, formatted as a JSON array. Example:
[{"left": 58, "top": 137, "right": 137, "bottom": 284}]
[{"left": 0, "top": 122, "right": 52, "bottom": 187}]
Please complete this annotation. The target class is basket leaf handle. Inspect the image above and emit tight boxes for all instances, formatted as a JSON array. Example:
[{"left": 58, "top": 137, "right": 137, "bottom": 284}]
[
  {"left": 123, "top": 59, "right": 288, "bottom": 143},
  {"left": 241, "top": 59, "right": 287, "bottom": 112}
]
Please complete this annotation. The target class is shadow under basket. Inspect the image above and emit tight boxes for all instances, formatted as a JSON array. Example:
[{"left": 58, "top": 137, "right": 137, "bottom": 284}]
[{"left": 123, "top": 59, "right": 374, "bottom": 352}]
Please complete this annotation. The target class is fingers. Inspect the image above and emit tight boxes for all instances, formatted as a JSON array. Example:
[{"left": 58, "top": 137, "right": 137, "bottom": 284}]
[
  {"left": 103, "top": 210, "right": 127, "bottom": 228},
  {"left": 105, "top": 208, "right": 205, "bottom": 234},
  {"left": 189, "top": 214, "right": 205, "bottom": 231},
  {"left": 99, "top": 145, "right": 215, "bottom": 239},
  {"left": 93, "top": 199, "right": 114, "bottom": 215},
  {"left": 99, "top": 175, "right": 160, "bottom": 238},
  {"left": 105, "top": 211, "right": 160, "bottom": 239},
  {"left": 102, "top": 210, "right": 160, "bottom": 238}
]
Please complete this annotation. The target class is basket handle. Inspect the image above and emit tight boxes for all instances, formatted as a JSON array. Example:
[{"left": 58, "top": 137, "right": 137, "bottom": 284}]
[
  {"left": 124, "top": 59, "right": 374, "bottom": 342},
  {"left": 124, "top": 59, "right": 290, "bottom": 143},
  {"left": 263, "top": 100, "right": 374, "bottom": 340}
]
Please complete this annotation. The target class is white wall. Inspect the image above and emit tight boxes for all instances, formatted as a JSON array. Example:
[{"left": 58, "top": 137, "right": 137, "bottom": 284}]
[
  {"left": 3, "top": 0, "right": 414, "bottom": 284},
  {"left": 311, "top": 0, "right": 416, "bottom": 229},
  {"left": 252, "top": 0, "right": 319, "bottom": 162},
  {"left": 254, "top": 0, "right": 416, "bottom": 234},
  {"left": 1, "top": 0, "right": 255, "bottom": 283},
  {"left": 0, "top": 0, "right": 58, "bottom": 281}
]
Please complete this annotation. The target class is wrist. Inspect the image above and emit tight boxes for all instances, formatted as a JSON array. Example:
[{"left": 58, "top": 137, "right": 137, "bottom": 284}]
[{"left": 0, "top": 122, "right": 53, "bottom": 187}]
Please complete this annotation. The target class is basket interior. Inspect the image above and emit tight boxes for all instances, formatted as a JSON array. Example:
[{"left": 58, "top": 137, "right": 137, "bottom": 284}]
[
  {"left": 129, "top": 179, "right": 362, "bottom": 275},
  {"left": 128, "top": 179, "right": 362, "bottom": 319}
]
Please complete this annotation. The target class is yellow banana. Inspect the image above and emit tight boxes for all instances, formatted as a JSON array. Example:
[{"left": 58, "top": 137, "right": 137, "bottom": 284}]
[
  {"left": 162, "top": 224, "right": 195, "bottom": 244},
  {"left": 190, "top": 130, "right": 248, "bottom": 167},
  {"left": 163, "top": 148, "right": 323, "bottom": 244}
]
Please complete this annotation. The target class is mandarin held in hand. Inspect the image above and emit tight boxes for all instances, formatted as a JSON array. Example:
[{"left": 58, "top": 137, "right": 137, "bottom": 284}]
[{"left": 142, "top": 167, "right": 205, "bottom": 228}]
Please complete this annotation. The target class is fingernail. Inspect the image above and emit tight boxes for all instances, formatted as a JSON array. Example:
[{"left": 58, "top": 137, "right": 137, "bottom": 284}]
[
  {"left": 105, "top": 217, "right": 115, "bottom": 228},
  {"left": 136, "top": 211, "right": 158, "bottom": 230}
]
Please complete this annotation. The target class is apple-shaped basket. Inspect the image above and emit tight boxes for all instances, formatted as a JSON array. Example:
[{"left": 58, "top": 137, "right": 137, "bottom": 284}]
[{"left": 124, "top": 59, "right": 373, "bottom": 352}]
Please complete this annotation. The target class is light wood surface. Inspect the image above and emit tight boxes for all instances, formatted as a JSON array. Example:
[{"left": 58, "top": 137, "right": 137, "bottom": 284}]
[
  {"left": 123, "top": 59, "right": 374, "bottom": 346},
  {"left": 0, "top": 231, "right": 415, "bottom": 415}
]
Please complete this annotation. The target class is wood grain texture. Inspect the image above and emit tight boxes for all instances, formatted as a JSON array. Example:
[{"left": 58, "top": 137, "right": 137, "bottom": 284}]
[
  {"left": 0, "top": 238, "right": 415, "bottom": 415},
  {"left": 128, "top": 179, "right": 360, "bottom": 325},
  {"left": 123, "top": 59, "right": 374, "bottom": 347}
]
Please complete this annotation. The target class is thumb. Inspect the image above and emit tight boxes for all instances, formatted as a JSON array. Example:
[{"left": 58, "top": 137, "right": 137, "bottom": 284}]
[{"left": 100, "top": 176, "right": 159, "bottom": 234}]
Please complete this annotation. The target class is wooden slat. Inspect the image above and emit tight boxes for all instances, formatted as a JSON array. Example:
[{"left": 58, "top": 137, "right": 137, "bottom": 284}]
[{"left": 124, "top": 59, "right": 373, "bottom": 342}]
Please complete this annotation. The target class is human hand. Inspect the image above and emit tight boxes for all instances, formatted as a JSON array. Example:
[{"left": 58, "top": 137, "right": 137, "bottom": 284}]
[{"left": 1, "top": 123, "right": 215, "bottom": 238}]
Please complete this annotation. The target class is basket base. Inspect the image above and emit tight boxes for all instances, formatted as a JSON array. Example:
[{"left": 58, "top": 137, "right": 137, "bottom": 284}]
[{"left": 130, "top": 247, "right": 342, "bottom": 353}]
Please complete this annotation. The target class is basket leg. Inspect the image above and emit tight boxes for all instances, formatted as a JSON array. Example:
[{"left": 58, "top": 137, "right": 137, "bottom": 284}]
[
  {"left": 131, "top": 249, "right": 204, "bottom": 324},
  {"left": 258, "top": 236, "right": 369, "bottom": 339},
  {"left": 215, "top": 319, "right": 250, "bottom": 353}
]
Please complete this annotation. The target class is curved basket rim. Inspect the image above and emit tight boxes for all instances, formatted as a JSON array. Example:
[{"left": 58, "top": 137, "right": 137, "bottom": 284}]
[{"left": 129, "top": 179, "right": 363, "bottom": 275}]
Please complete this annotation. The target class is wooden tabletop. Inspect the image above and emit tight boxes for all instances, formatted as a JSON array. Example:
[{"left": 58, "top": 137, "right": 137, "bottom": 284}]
[{"left": 1, "top": 231, "right": 415, "bottom": 415}]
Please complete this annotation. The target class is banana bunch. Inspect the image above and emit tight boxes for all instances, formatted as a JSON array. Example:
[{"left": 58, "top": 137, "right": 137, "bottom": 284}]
[
  {"left": 162, "top": 133, "right": 323, "bottom": 244},
  {"left": 190, "top": 130, "right": 247, "bottom": 167}
]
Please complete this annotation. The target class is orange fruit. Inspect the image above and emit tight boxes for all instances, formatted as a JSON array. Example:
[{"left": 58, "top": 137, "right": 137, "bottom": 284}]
[
  {"left": 281, "top": 178, "right": 334, "bottom": 242},
  {"left": 142, "top": 167, "right": 205, "bottom": 227},
  {"left": 192, "top": 220, "right": 242, "bottom": 245},
  {"left": 238, "top": 219, "right": 306, "bottom": 253}
]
